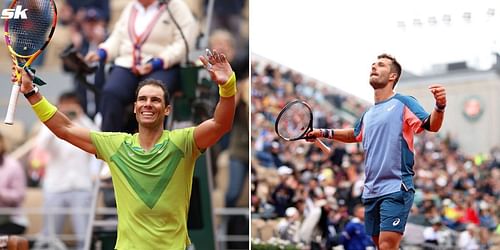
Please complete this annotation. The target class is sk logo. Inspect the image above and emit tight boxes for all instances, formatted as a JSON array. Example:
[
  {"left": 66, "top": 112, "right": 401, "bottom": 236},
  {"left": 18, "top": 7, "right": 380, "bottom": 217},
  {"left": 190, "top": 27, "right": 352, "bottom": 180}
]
[{"left": 1, "top": 5, "right": 28, "bottom": 19}]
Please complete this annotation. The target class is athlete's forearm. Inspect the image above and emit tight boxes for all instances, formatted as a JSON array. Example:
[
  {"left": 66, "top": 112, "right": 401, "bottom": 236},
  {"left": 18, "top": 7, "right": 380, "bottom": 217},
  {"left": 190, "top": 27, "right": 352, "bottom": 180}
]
[
  {"left": 193, "top": 74, "right": 236, "bottom": 149},
  {"left": 314, "top": 128, "right": 358, "bottom": 143},
  {"left": 332, "top": 128, "right": 358, "bottom": 143},
  {"left": 212, "top": 95, "right": 236, "bottom": 134},
  {"left": 26, "top": 92, "right": 96, "bottom": 154},
  {"left": 428, "top": 108, "right": 444, "bottom": 132}
]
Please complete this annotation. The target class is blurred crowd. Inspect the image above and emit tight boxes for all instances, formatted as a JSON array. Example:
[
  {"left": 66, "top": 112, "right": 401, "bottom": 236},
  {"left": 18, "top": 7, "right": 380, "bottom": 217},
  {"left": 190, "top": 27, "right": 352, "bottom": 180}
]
[{"left": 250, "top": 59, "right": 500, "bottom": 249}]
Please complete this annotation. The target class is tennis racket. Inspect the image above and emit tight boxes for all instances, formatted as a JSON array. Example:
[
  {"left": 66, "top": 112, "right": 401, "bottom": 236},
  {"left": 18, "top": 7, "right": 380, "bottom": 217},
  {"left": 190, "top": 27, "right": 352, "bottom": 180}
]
[
  {"left": 3, "top": 0, "right": 57, "bottom": 124},
  {"left": 275, "top": 100, "right": 331, "bottom": 154}
]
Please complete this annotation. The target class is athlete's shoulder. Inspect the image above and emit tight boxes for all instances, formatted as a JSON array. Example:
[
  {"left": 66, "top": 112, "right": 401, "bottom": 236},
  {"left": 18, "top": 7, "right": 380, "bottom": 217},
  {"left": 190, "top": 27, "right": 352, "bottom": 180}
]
[
  {"left": 168, "top": 127, "right": 195, "bottom": 135},
  {"left": 167, "top": 127, "right": 196, "bottom": 142},
  {"left": 393, "top": 93, "right": 429, "bottom": 120},
  {"left": 393, "top": 93, "right": 421, "bottom": 105},
  {"left": 91, "top": 131, "right": 131, "bottom": 137},
  {"left": 91, "top": 131, "right": 131, "bottom": 143}
]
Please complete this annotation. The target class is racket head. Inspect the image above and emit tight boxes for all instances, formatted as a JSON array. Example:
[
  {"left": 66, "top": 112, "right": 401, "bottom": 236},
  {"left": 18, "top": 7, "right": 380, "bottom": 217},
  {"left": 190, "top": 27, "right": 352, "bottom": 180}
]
[
  {"left": 275, "top": 100, "right": 314, "bottom": 141},
  {"left": 3, "top": 0, "right": 57, "bottom": 125},
  {"left": 4, "top": 0, "right": 57, "bottom": 64}
]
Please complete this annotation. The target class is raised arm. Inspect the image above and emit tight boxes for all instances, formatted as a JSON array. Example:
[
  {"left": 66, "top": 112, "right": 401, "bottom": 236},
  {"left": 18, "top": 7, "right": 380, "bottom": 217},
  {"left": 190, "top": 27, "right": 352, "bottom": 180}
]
[
  {"left": 193, "top": 50, "right": 236, "bottom": 149},
  {"left": 427, "top": 84, "right": 446, "bottom": 132},
  {"left": 16, "top": 67, "right": 97, "bottom": 154}
]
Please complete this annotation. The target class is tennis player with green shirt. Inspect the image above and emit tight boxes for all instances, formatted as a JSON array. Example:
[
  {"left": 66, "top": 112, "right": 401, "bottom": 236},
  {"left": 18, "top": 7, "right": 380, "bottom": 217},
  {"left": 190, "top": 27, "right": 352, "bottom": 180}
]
[{"left": 14, "top": 50, "right": 236, "bottom": 249}]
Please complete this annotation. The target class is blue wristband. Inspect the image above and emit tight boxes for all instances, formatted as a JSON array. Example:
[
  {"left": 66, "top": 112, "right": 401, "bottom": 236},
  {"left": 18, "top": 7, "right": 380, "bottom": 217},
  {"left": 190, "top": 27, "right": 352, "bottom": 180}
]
[
  {"left": 150, "top": 58, "right": 164, "bottom": 71},
  {"left": 97, "top": 48, "right": 107, "bottom": 61}
]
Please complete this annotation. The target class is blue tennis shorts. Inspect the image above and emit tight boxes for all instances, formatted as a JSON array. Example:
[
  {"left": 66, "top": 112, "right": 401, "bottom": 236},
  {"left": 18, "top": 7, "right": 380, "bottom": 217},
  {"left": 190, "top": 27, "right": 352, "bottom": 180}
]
[{"left": 362, "top": 187, "right": 414, "bottom": 236}]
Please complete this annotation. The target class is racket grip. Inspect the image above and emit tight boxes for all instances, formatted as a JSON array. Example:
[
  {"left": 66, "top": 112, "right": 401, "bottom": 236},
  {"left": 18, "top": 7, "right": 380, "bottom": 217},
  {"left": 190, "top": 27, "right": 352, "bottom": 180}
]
[
  {"left": 4, "top": 84, "right": 20, "bottom": 125},
  {"left": 314, "top": 138, "right": 331, "bottom": 154}
]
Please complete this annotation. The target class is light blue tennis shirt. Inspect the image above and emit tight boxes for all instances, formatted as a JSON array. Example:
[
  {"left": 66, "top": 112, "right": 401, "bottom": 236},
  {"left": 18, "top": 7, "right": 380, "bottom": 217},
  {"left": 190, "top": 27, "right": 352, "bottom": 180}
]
[{"left": 354, "top": 93, "right": 430, "bottom": 199}]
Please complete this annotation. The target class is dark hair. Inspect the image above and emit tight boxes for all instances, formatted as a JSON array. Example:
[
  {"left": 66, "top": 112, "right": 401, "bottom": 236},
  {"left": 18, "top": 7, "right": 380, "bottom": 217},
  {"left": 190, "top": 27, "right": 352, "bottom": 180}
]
[
  {"left": 377, "top": 53, "right": 402, "bottom": 88},
  {"left": 135, "top": 79, "right": 170, "bottom": 105}
]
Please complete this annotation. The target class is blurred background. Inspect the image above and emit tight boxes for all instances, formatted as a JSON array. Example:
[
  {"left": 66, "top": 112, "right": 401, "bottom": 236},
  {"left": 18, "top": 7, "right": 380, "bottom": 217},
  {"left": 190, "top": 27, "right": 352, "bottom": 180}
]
[
  {"left": 251, "top": 0, "right": 499, "bottom": 249},
  {"left": 0, "top": 0, "right": 248, "bottom": 249}
]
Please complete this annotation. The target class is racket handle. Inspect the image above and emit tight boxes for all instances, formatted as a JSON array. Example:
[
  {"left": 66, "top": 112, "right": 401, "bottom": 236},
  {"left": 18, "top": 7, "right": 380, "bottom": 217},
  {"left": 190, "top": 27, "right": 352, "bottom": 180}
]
[
  {"left": 4, "top": 84, "right": 20, "bottom": 125},
  {"left": 314, "top": 138, "right": 331, "bottom": 154}
]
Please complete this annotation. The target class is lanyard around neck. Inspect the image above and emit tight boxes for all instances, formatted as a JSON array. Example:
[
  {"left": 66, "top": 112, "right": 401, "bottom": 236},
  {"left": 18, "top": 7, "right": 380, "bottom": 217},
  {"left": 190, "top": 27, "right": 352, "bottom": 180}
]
[{"left": 128, "top": 4, "right": 167, "bottom": 67}]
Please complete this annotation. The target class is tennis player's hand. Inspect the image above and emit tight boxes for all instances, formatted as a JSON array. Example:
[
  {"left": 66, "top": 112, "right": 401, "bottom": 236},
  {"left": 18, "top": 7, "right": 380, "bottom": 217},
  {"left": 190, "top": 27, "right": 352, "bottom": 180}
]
[
  {"left": 429, "top": 84, "right": 447, "bottom": 108},
  {"left": 305, "top": 129, "right": 322, "bottom": 142},
  {"left": 11, "top": 65, "right": 34, "bottom": 94},
  {"left": 199, "top": 49, "right": 233, "bottom": 85}
]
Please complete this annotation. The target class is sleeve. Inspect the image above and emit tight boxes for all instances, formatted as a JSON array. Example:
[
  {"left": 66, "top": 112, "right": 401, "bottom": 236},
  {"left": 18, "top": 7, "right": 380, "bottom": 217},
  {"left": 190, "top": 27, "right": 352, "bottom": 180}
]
[
  {"left": 170, "top": 127, "right": 202, "bottom": 159},
  {"left": 89, "top": 131, "right": 127, "bottom": 162},
  {"left": 353, "top": 112, "right": 365, "bottom": 142},
  {"left": 457, "top": 232, "right": 470, "bottom": 248},
  {"left": 422, "top": 227, "right": 435, "bottom": 240},
  {"left": 98, "top": 3, "right": 133, "bottom": 61},
  {"left": 277, "top": 219, "right": 288, "bottom": 235},
  {"left": 339, "top": 222, "right": 353, "bottom": 243},
  {"left": 399, "top": 96, "right": 430, "bottom": 133},
  {"left": 157, "top": 0, "right": 199, "bottom": 67}
]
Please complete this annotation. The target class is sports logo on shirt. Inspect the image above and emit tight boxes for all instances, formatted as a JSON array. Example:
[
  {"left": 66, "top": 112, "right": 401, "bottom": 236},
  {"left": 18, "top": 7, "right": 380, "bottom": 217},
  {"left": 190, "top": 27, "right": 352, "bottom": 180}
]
[
  {"left": 392, "top": 218, "right": 401, "bottom": 226},
  {"left": 387, "top": 104, "right": 396, "bottom": 111}
]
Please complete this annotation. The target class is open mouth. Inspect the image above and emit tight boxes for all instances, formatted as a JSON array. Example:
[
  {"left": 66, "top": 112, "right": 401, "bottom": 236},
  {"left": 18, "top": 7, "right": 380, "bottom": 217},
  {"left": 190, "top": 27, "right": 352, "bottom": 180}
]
[{"left": 140, "top": 111, "right": 155, "bottom": 118}]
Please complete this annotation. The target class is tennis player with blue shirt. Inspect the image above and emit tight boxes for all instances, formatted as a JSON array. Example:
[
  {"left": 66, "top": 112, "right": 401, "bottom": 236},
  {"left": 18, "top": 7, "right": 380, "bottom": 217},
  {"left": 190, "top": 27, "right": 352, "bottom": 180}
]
[{"left": 308, "top": 53, "right": 446, "bottom": 250}]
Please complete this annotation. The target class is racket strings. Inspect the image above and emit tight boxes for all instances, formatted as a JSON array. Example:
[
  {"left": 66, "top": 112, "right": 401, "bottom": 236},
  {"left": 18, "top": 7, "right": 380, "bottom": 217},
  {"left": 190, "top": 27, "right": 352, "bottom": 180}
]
[
  {"left": 276, "top": 102, "right": 311, "bottom": 140},
  {"left": 9, "top": 0, "right": 55, "bottom": 56}
]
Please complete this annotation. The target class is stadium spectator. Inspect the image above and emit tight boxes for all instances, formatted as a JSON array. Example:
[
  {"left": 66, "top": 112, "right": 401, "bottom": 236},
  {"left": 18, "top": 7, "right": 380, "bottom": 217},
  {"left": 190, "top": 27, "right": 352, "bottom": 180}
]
[
  {"left": 422, "top": 217, "right": 445, "bottom": 249},
  {"left": 29, "top": 92, "right": 101, "bottom": 250},
  {"left": 60, "top": 1, "right": 110, "bottom": 53},
  {"left": 59, "top": 0, "right": 110, "bottom": 27},
  {"left": 298, "top": 193, "right": 325, "bottom": 247},
  {"left": 60, "top": 1, "right": 110, "bottom": 117},
  {"left": 458, "top": 224, "right": 480, "bottom": 250},
  {"left": 61, "top": 7, "right": 109, "bottom": 119},
  {"left": 210, "top": 0, "right": 247, "bottom": 47},
  {"left": 276, "top": 207, "right": 301, "bottom": 244},
  {"left": 0, "top": 132, "right": 27, "bottom": 235},
  {"left": 339, "top": 205, "right": 375, "bottom": 250},
  {"left": 86, "top": 0, "right": 199, "bottom": 133},
  {"left": 489, "top": 146, "right": 500, "bottom": 169},
  {"left": 269, "top": 166, "right": 296, "bottom": 217}
]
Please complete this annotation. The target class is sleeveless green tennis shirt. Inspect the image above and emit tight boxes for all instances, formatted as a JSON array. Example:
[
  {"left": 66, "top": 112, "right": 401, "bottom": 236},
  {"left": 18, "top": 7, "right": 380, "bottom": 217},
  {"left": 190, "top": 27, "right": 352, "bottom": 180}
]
[{"left": 90, "top": 127, "right": 201, "bottom": 250}]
